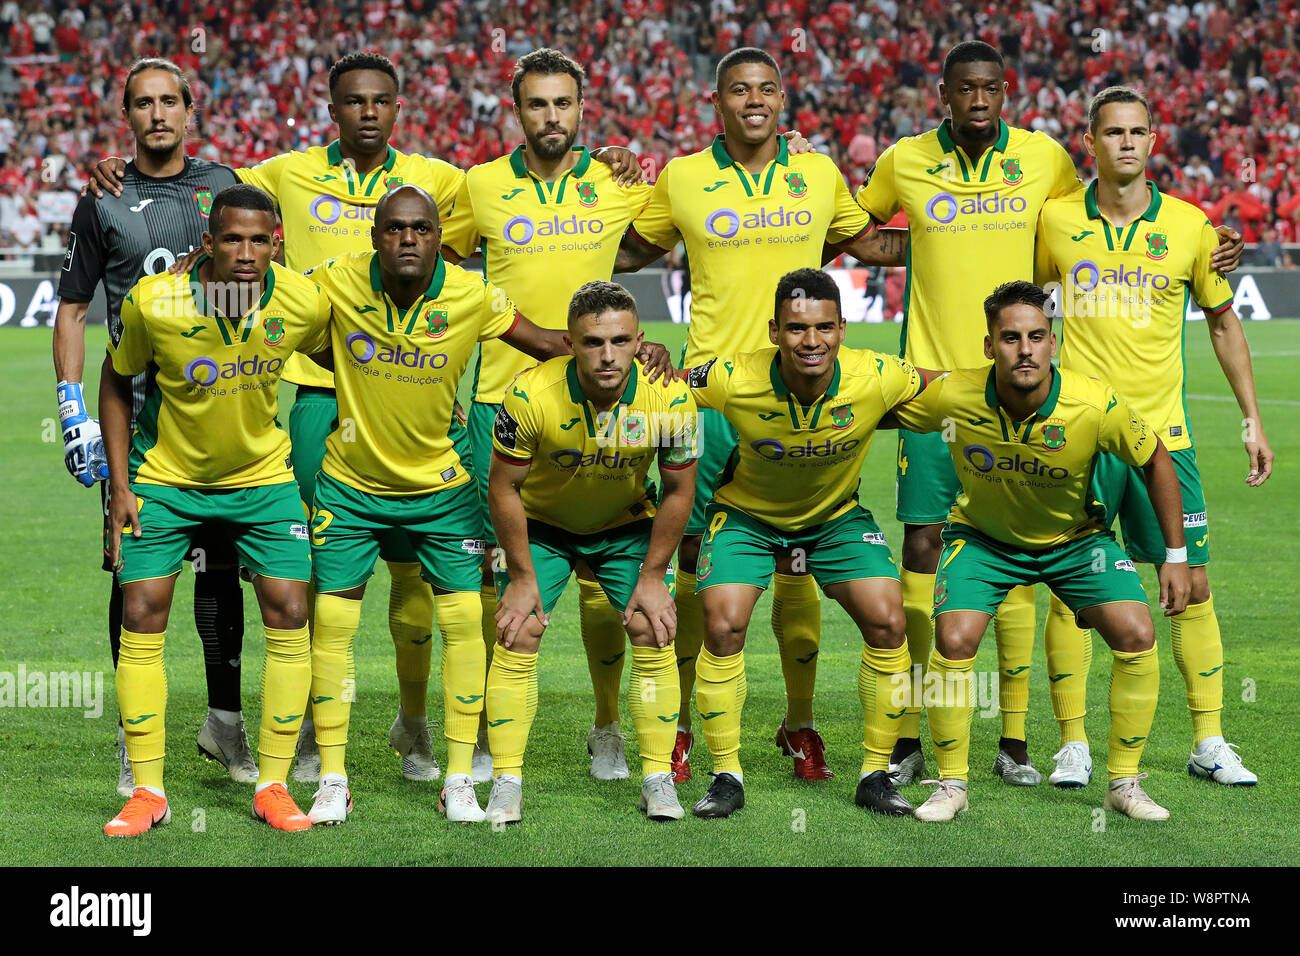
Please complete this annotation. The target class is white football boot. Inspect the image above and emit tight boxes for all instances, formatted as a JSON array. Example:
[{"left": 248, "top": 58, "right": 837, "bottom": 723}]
[
  {"left": 308, "top": 774, "right": 353, "bottom": 825},
  {"left": 438, "top": 773, "right": 486, "bottom": 823},
  {"left": 485, "top": 774, "right": 523, "bottom": 825},
  {"left": 1188, "top": 738, "right": 1258, "bottom": 786},
  {"left": 587, "top": 722, "right": 630, "bottom": 780},
  {"left": 1104, "top": 773, "right": 1170, "bottom": 820},
  {"left": 197, "top": 713, "right": 259, "bottom": 783},
  {"left": 1049, "top": 741, "right": 1093, "bottom": 788},
  {"left": 639, "top": 771, "right": 685, "bottom": 821},
  {"left": 914, "top": 779, "right": 970, "bottom": 822},
  {"left": 388, "top": 709, "right": 442, "bottom": 781},
  {"left": 993, "top": 749, "right": 1043, "bottom": 786}
]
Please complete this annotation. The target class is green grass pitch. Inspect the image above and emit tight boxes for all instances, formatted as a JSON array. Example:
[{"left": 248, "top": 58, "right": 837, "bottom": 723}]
[{"left": 3, "top": 318, "right": 1296, "bottom": 866}]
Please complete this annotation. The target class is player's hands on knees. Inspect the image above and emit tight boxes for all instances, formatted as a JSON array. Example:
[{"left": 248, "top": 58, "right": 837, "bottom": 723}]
[
  {"left": 624, "top": 572, "right": 677, "bottom": 648},
  {"left": 168, "top": 246, "right": 206, "bottom": 276},
  {"left": 495, "top": 579, "right": 547, "bottom": 648},
  {"left": 1245, "top": 429, "right": 1274, "bottom": 486},
  {"left": 1210, "top": 225, "right": 1244, "bottom": 273},
  {"left": 782, "top": 130, "right": 817, "bottom": 154},
  {"left": 1158, "top": 560, "right": 1191, "bottom": 617},
  {"left": 85, "top": 157, "right": 128, "bottom": 198},
  {"left": 107, "top": 487, "right": 141, "bottom": 574},
  {"left": 637, "top": 341, "right": 675, "bottom": 384}
]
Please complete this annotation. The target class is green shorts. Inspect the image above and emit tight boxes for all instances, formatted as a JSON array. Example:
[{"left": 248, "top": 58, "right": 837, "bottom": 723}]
[
  {"left": 493, "top": 518, "right": 673, "bottom": 615},
  {"left": 934, "top": 523, "right": 1147, "bottom": 619},
  {"left": 467, "top": 401, "right": 499, "bottom": 546},
  {"left": 696, "top": 502, "right": 899, "bottom": 591},
  {"left": 896, "top": 429, "right": 961, "bottom": 525},
  {"left": 291, "top": 385, "right": 473, "bottom": 564},
  {"left": 686, "top": 406, "right": 739, "bottom": 536},
  {"left": 311, "top": 472, "right": 484, "bottom": 593},
  {"left": 118, "top": 482, "right": 311, "bottom": 585},
  {"left": 1090, "top": 447, "right": 1210, "bottom": 566}
]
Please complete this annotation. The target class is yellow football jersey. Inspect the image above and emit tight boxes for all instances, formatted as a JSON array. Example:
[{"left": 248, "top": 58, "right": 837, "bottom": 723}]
[
  {"left": 310, "top": 251, "right": 519, "bottom": 495},
  {"left": 856, "top": 120, "right": 1082, "bottom": 369},
  {"left": 108, "top": 260, "right": 332, "bottom": 488},
  {"left": 629, "top": 135, "right": 872, "bottom": 369},
  {"left": 492, "top": 356, "right": 698, "bottom": 534},
  {"left": 891, "top": 365, "right": 1157, "bottom": 549},
  {"left": 688, "top": 346, "right": 923, "bottom": 531},
  {"left": 441, "top": 146, "right": 653, "bottom": 405},
  {"left": 1035, "top": 181, "right": 1233, "bottom": 452},
  {"left": 237, "top": 140, "right": 464, "bottom": 387}
]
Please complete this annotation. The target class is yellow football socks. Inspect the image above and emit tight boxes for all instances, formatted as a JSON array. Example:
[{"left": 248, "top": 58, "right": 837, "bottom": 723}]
[
  {"left": 994, "top": 584, "right": 1036, "bottom": 741},
  {"left": 695, "top": 647, "right": 746, "bottom": 777},
  {"left": 387, "top": 561, "right": 433, "bottom": 720},
  {"left": 926, "top": 648, "right": 976, "bottom": 782},
  {"left": 258, "top": 624, "right": 311, "bottom": 784},
  {"left": 858, "top": 642, "right": 911, "bottom": 774},
  {"left": 1045, "top": 592, "right": 1091, "bottom": 747},
  {"left": 1170, "top": 597, "right": 1224, "bottom": 744},
  {"left": 485, "top": 645, "right": 537, "bottom": 779},
  {"left": 629, "top": 644, "right": 680, "bottom": 777},
  {"left": 898, "top": 569, "right": 936, "bottom": 740},
  {"left": 673, "top": 570, "right": 706, "bottom": 731},
  {"left": 117, "top": 627, "right": 167, "bottom": 790},
  {"left": 1108, "top": 643, "right": 1159, "bottom": 780},
  {"left": 578, "top": 578, "right": 626, "bottom": 727},
  {"left": 772, "top": 572, "right": 821, "bottom": 729},
  {"left": 437, "top": 590, "right": 485, "bottom": 777},
  {"left": 311, "top": 594, "right": 361, "bottom": 778},
  {"left": 479, "top": 583, "right": 498, "bottom": 661}
]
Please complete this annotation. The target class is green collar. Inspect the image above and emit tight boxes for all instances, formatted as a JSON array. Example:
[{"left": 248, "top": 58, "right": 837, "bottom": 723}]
[
  {"left": 710, "top": 133, "right": 789, "bottom": 170},
  {"left": 188, "top": 254, "right": 276, "bottom": 317},
  {"left": 508, "top": 144, "right": 593, "bottom": 180},
  {"left": 566, "top": 357, "right": 638, "bottom": 407},
  {"left": 1083, "top": 179, "right": 1162, "bottom": 222},
  {"left": 368, "top": 251, "right": 446, "bottom": 300},
  {"left": 984, "top": 363, "right": 1061, "bottom": 418},
  {"left": 769, "top": 353, "right": 841, "bottom": 400},
  {"left": 935, "top": 118, "right": 1010, "bottom": 157},
  {"left": 326, "top": 139, "right": 397, "bottom": 172}
]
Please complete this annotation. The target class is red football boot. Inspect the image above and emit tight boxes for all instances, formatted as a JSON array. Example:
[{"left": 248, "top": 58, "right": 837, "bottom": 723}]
[{"left": 775, "top": 719, "right": 834, "bottom": 780}]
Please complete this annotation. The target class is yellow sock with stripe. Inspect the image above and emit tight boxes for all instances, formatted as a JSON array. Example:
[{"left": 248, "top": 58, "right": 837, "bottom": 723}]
[
  {"left": 994, "top": 584, "right": 1036, "bottom": 741},
  {"left": 898, "top": 569, "right": 935, "bottom": 740},
  {"left": 1108, "top": 643, "right": 1159, "bottom": 780},
  {"left": 695, "top": 647, "right": 747, "bottom": 776},
  {"left": 629, "top": 644, "right": 680, "bottom": 776},
  {"left": 772, "top": 572, "right": 821, "bottom": 729},
  {"left": 436, "top": 590, "right": 486, "bottom": 777},
  {"left": 484, "top": 645, "right": 537, "bottom": 779},
  {"left": 387, "top": 561, "right": 434, "bottom": 720},
  {"left": 579, "top": 578, "right": 626, "bottom": 726},
  {"left": 312, "top": 595, "right": 361, "bottom": 778},
  {"left": 117, "top": 628, "right": 167, "bottom": 790},
  {"left": 1170, "top": 597, "right": 1224, "bottom": 744},
  {"left": 673, "top": 569, "right": 706, "bottom": 731},
  {"left": 926, "top": 648, "right": 976, "bottom": 782},
  {"left": 1045, "top": 592, "right": 1091, "bottom": 747},
  {"left": 858, "top": 642, "right": 912, "bottom": 774},
  {"left": 258, "top": 624, "right": 311, "bottom": 784}
]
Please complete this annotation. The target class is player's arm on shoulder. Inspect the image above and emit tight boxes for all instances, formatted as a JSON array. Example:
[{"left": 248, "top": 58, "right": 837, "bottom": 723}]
[
  {"left": 827, "top": 163, "right": 907, "bottom": 266},
  {"left": 85, "top": 155, "right": 128, "bottom": 198},
  {"left": 616, "top": 164, "right": 677, "bottom": 272},
  {"left": 1202, "top": 299, "right": 1272, "bottom": 486},
  {"left": 590, "top": 145, "right": 644, "bottom": 187}
]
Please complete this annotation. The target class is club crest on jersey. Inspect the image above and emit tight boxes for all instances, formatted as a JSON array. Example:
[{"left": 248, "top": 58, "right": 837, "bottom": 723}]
[
  {"left": 784, "top": 171, "right": 808, "bottom": 198},
  {"left": 1042, "top": 424, "right": 1066, "bottom": 451},
  {"left": 576, "top": 181, "right": 598, "bottom": 207},
  {"left": 621, "top": 411, "right": 648, "bottom": 446},
  {"left": 1145, "top": 231, "right": 1169, "bottom": 260},
  {"left": 263, "top": 313, "right": 286, "bottom": 346},
  {"left": 384, "top": 175, "right": 404, "bottom": 190},
  {"left": 831, "top": 405, "right": 854, "bottom": 430},
  {"left": 1000, "top": 158, "right": 1023, "bottom": 185},
  {"left": 424, "top": 308, "right": 449, "bottom": 339},
  {"left": 194, "top": 189, "right": 213, "bottom": 217}
]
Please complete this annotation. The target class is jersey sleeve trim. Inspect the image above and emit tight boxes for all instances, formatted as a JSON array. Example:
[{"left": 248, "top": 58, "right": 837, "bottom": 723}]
[
  {"left": 493, "top": 449, "right": 531, "bottom": 465},
  {"left": 627, "top": 223, "right": 671, "bottom": 253}
]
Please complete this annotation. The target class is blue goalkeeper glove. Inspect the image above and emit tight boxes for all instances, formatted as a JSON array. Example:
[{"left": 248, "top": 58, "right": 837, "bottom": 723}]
[{"left": 57, "top": 380, "right": 110, "bottom": 487}]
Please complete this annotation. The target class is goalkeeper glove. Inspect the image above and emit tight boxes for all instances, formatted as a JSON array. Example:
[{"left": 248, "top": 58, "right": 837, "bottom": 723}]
[{"left": 57, "top": 380, "right": 110, "bottom": 487}]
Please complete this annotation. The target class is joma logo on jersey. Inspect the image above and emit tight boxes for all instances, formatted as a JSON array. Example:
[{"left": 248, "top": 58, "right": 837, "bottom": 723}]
[
  {"left": 503, "top": 214, "right": 604, "bottom": 245},
  {"left": 183, "top": 354, "right": 283, "bottom": 386},
  {"left": 549, "top": 448, "right": 647, "bottom": 470},
  {"left": 751, "top": 437, "right": 860, "bottom": 461},
  {"left": 345, "top": 332, "right": 448, "bottom": 370},
  {"left": 704, "top": 205, "right": 812, "bottom": 238},
  {"left": 925, "top": 191, "right": 1027, "bottom": 224},
  {"left": 962, "top": 445, "right": 1067, "bottom": 480},
  {"left": 310, "top": 195, "right": 374, "bottom": 226}
]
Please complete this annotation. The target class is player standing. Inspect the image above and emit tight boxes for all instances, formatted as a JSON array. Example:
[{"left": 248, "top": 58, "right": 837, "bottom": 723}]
[
  {"left": 54, "top": 58, "right": 253, "bottom": 794},
  {"left": 890, "top": 281, "right": 1189, "bottom": 821},
  {"left": 488, "top": 281, "right": 697, "bottom": 823},
  {"left": 1035, "top": 87, "right": 1271, "bottom": 788}
]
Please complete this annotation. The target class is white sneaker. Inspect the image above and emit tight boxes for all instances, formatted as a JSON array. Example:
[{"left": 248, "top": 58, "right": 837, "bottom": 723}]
[
  {"left": 290, "top": 719, "right": 320, "bottom": 783},
  {"left": 485, "top": 774, "right": 523, "bottom": 825},
  {"left": 914, "top": 779, "right": 970, "bottom": 822},
  {"left": 472, "top": 729, "right": 494, "bottom": 784},
  {"left": 640, "top": 771, "right": 685, "bottom": 821},
  {"left": 1049, "top": 742, "right": 1093, "bottom": 788},
  {"left": 1188, "top": 739, "right": 1258, "bottom": 786},
  {"left": 587, "top": 722, "right": 630, "bottom": 780},
  {"left": 197, "top": 713, "right": 259, "bottom": 783},
  {"left": 116, "top": 726, "right": 134, "bottom": 798},
  {"left": 388, "top": 710, "right": 442, "bottom": 781},
  {"left": 992, "top": 749, "right": 1043, "bottom": 786},
  {"left": 1105, "top": 773, "right": 1170, "bottom": 820},
  {"left": 888, "top": 749, "right": 926, "bottom": 786},
  {"left": 308, "top": 775, "right": 353, "bottom": 825},
  {"left": 438, "top": 772, "right": 486, "bottom": 823}
]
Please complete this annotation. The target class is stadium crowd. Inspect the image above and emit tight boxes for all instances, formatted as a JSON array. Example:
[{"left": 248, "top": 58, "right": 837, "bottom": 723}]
[{"left": 3, "top": 0, "right": 1298, "bottom": 263}]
